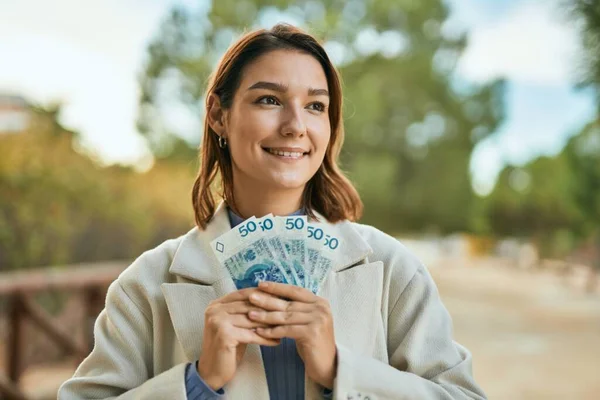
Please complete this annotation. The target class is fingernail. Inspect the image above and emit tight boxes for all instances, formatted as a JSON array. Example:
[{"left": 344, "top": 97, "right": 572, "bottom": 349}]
[
  {"left": 250, "top": 293, "right": 259, "bottom": 301},
  {"left": 249, "top": 311, "right": 259, "bottom": 318},
  {"left": 258, "top": 281, "right": 269, "bottom": 288}
]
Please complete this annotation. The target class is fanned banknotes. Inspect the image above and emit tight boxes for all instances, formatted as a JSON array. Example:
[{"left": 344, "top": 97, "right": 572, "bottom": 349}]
[{"left": 210, "top": 214, "right": 340, "bottom": 294}]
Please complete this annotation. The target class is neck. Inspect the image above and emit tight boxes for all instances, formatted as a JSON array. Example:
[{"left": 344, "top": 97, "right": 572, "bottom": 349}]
[{"left": 231, "top": 176, "right": 304, "bottom": 219}]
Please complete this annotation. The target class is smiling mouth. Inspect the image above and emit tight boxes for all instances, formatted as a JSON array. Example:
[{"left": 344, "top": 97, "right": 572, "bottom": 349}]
[{"left": 262, "top": 147, "right": 310, "bottom": 159}]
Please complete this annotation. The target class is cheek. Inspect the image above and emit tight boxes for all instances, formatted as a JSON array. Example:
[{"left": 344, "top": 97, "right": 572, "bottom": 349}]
[
  {"left": 233, "top": 120, "right": 263, "bottom": 144},
  {"left": 238, "top": 108, "right": 278, "bottom": 139},
  {"left": 227, "top": 115, "right": 269, "bottom": 163},
  {"left": 311, "top": 120, "right": 331, "bottom": 156},
  {"left": 229, "top": 103, "right": 272, "bottom": 139}
]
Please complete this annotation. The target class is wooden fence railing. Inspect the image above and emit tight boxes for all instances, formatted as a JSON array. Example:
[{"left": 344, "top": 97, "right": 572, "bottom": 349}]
[{"left": 0, "top": 262, "right": 128, "bottom": 400}]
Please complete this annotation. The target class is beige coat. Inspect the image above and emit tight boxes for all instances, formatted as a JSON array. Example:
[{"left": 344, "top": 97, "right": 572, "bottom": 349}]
[{"left": 59, "top": 203, "right": 486, "bottom": 400}]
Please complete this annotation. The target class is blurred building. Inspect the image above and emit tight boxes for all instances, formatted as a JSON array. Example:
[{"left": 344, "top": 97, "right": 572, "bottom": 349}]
[{"left": 0, "top": 93, "right": 30, "bottom": 133}]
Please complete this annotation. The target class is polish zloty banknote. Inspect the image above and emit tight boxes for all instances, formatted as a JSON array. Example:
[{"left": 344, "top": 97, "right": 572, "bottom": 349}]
[
  {"left": 311, "top": 243, "right": 337, "bottom": 293},
  {"left": 306, "top": 236, "right": 321, "bottom": 292},
  {"left": 257, "top": 214, "right": 298, "bottom": 286},
  {"left": 276, "top": 215, "right": 308, "bottom": 288},
  {"left": 210, "top": 216, "right": 291, "bottom": 289},
  {"left": 306, "top": 223, "right": 341, "bottom": 293}
]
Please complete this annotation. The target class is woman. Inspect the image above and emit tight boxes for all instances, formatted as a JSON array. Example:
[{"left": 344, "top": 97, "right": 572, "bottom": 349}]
[{"left": 59, "top": 24, "right": 486, "bottom": 400}]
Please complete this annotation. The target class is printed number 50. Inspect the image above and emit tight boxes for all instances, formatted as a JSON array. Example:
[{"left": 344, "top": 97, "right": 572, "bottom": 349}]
[
  {"left": 285, "top": 218, "right": 304, "bottom": 230},
  {"left": 239, "top": 221, "right": 257, "bottom": 237}
]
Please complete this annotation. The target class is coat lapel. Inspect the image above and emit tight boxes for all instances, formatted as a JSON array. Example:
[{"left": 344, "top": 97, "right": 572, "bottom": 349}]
[
  {"left": 162, "top": 203, "right": 375, "bottom": 399},
  {"left": 304, "top": 214, "right": 377, "bottom": 397},
  {"left": 167, "top": 201, "right": 232, "bottom": 285},
  {"left": 161, "top": 202, "right": 269, "bottom": 398}
]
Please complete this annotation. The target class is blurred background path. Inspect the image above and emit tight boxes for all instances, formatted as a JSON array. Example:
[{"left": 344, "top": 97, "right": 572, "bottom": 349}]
[{"left": 430, "top": 258, "right": 600, "bottom": 400}]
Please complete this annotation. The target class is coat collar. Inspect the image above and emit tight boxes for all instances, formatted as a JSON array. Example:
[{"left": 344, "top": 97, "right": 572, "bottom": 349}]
[
  {"left": 168, "top": 201, "right": 232, "bottom": 284},
  {"left": 168, "top": 201, "right": 373, "bottom": 285}
]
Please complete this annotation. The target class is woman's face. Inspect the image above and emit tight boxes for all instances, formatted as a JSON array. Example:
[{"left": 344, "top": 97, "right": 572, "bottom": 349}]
[{"left": 221, "top": 50, "right": 331, "bottom": 192}]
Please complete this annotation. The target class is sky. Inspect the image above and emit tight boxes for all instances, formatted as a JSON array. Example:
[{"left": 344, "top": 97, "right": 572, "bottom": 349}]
[
  {"left": 446, "top": 0, "right": 596, "bottom": 194},
  {"left": 0, "top": 0, "right": 595, "bottom": 195}
]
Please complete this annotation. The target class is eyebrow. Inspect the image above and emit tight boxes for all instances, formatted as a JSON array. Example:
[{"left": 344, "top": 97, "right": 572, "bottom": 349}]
[{"left": 247, "top": 81, "right": 329, "bottom": 97}]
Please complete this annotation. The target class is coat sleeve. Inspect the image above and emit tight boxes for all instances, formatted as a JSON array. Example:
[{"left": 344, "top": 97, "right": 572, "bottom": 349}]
[
  {"left": 58, "top": 278, "right": 188, "bottom": 400},
  {"left": 333, "top": 263, "right": 487, "bottom": 400}
]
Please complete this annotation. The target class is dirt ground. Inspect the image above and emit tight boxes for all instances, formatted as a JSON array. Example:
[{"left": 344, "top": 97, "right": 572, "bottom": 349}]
[
  {"left": 8, "top": 257, "right": 600, "bottom": 399},
  {"left": 429, "top": 258, "right": 600, "bottom": 400}
]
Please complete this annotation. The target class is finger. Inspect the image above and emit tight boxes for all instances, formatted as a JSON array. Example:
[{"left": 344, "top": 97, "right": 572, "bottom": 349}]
[
  {"left": 257, "top": 281, "right": 316, "bottom": 303},
  {"left": 248, "top": 291, "right": 291, "bottom": 311},
  {"left": 248, "top": 310, "right": 313, "bottom": 325},
  {"left": 233, "top": 326, "right": 281, "bottom": 346},
  {"left": 228, "top": 314, "right": 270, "bottom": 329},
  {"left": 256, "top": 325, "right": 306, "bottom": 340},
  {"left": 248, "top": 292, "right": 314, "bottom": 312},
  {"left": 215, "top": 288, "right": 260, "bottom": 304},
  {"left": 221, "top": 300, "right": 265, "bottom": 315}
]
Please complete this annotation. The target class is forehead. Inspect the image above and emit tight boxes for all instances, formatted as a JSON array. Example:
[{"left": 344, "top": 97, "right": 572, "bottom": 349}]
[{"left": 239, "top": 49, "right": 328, "bottom": 90}]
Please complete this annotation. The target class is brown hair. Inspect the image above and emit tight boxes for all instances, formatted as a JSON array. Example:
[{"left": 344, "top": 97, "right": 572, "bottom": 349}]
[{"left": 192, "top": 23, "right": 363, "bottom": 229}]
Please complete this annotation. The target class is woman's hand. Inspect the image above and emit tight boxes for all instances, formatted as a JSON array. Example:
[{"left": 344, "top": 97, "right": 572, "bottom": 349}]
[
  {"left": 247, "top": 281, "right": 337, "bottom": 389},
  {"left": 198, "top": 288, "right": 281, "bottom": 391}
]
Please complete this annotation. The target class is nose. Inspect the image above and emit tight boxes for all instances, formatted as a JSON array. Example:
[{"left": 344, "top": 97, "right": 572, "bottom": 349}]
[{"left": 279, "top": 104, "right": 306, "bottom": 138}]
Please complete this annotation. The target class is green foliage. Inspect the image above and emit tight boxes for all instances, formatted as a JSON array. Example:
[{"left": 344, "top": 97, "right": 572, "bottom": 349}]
[
  {"left": 479, "top": 121, "right": 600, "bottom": 259},
  {"left": 568, "top": 0, "right": 600, "bottom": 107},
  {"left": 553, "top": 1, "right": 600, "bottom": 263},
  {"left": 137, "top": 0, "right": 504, "bottom": 233},
  {"left": 565, "top": 122, "right": 600, "bottom": 233},
  {"left": 474, "top": 0, "right": 600, "bottom": 259},
  {"left": 0, "top": 107, "right": 195, "bottom": 271}
]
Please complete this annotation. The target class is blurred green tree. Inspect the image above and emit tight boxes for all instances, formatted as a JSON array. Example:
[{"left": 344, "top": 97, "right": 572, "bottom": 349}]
[
  {"left": 137, "top": 0, "right": 504, "bottom": 233},
  {"left": 480, "top": 121, "right": 600, "bottom": 260},
  {"left": 478, "top": 157, "right": 583, "bottom": 258},
  {"left": 569, "top": 0, "right": 600, "bottom": 108},
  {"left": 564, "top": 122, "right": 600, "bottom": 271},
  {"left": 0, "top": 106, "right": 195, "bottom": 271},
  {"left": 568, "top": 1, "right": 600, "bottom": 236},
  {"left": 534, "top": 1, "right": 600, "bottom": 269}
]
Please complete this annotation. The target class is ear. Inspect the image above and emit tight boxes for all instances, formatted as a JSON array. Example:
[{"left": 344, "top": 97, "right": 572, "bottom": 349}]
[{"left": 207, "top": 93, "right": 228, "bottom": 137}]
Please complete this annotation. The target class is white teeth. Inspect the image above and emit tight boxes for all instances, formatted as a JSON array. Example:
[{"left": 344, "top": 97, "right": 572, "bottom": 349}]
[{"left": 267, "top": 148, "right": 304, "bottom": 157}]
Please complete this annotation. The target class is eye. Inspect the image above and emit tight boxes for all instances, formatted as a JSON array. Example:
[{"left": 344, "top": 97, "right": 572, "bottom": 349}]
[
  {"left": 307, "top": 102, "right": 326, "bottom": 112},
  {"left": 256, "top": 95, "right": 280, "bottom": 106}
]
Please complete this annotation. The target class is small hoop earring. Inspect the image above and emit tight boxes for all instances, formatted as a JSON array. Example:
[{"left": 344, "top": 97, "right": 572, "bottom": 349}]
[{"left": 218, "top": 135, "right": 227, "bottom": 149}]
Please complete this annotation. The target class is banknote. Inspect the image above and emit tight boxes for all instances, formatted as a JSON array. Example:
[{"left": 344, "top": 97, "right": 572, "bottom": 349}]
[
  {"left": 211, "top": 216, "right": 292, "bottom": 289},
  {"left": 276, "top": 215, "right": 308, "bottom": 288},
  {"left": 306, "top": 223, "right": 340, "bottom": 293},
  {"left": 211, "top": 212, "right": 340, "bottom": 294},
  {"left": 258, "top": 214, "right": 299, "bottom": 286}
]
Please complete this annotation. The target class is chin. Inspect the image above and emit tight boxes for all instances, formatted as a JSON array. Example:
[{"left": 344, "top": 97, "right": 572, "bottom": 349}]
[{"left": 268, "top": 171, "right": 308, "bottom": 189}]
